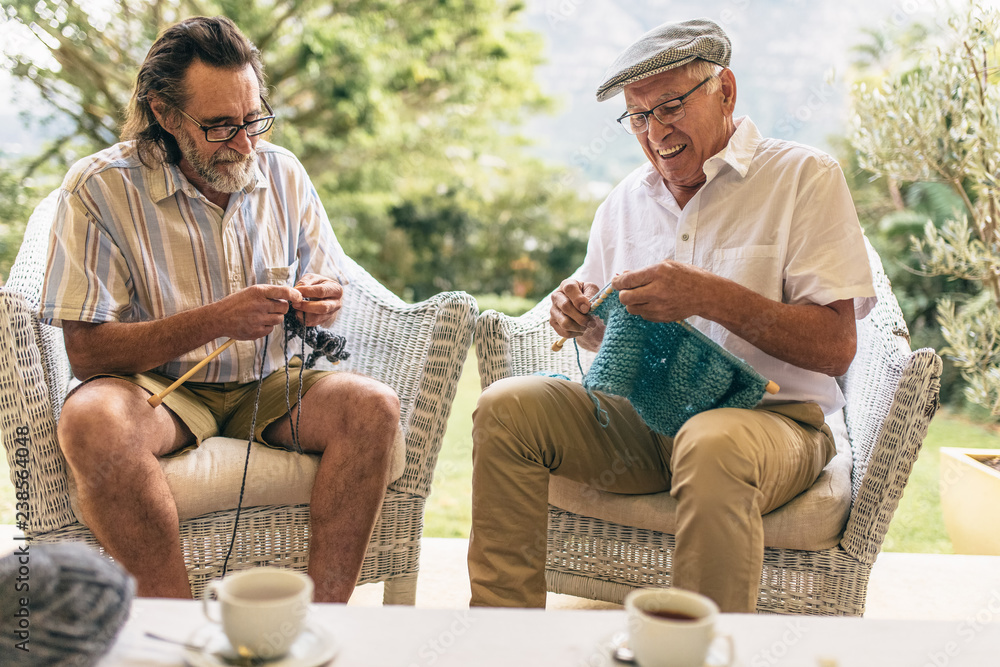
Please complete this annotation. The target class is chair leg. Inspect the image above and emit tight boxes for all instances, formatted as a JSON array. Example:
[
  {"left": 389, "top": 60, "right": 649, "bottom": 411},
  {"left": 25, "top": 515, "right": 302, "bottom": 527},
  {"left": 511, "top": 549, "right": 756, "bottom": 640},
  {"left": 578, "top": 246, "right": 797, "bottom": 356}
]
[{"left": 382, "top": 572, "right": 418, "bottom": 605}]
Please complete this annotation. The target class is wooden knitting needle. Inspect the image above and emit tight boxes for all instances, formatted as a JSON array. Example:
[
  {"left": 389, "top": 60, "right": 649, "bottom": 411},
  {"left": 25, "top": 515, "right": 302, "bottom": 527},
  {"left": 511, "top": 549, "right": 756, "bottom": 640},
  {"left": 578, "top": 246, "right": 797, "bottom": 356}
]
[
  {"left": 552, "top": 281, "right": 616, "bottom": 352},
  {"left": 147, "top": 338, "right": 237, "bottom": 407}
]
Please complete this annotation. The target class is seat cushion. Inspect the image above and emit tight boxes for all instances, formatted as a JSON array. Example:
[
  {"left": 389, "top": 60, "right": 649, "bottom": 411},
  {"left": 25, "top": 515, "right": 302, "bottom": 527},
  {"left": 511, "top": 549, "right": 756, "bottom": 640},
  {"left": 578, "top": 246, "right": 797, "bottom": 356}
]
[
  {"left": 70, "top": 426, "right": 406, "bottom": 524},
  {"left": 547, "top": 410, "right": 853, "bottom": 551}
]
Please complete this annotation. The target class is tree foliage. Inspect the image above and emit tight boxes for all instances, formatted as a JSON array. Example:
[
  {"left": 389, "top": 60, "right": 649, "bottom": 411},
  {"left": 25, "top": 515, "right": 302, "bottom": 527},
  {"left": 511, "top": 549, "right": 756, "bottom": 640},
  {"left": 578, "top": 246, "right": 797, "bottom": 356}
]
[
  {"left": 851, "top": 3, "right": 1000, "bottom": 415},
  {"left": 1, "top": 0, "right": 595, "bottom": 300}
]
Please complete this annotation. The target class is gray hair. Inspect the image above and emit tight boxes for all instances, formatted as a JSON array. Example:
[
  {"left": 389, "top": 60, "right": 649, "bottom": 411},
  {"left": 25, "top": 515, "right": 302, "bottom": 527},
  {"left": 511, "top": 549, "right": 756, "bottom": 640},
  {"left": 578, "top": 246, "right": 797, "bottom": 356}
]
[
  {"left": 121, "top": 16, "right": 266, "bottom": 167},
  {"left": 681, "top": 59, "right": 724, "bottom": 94}
]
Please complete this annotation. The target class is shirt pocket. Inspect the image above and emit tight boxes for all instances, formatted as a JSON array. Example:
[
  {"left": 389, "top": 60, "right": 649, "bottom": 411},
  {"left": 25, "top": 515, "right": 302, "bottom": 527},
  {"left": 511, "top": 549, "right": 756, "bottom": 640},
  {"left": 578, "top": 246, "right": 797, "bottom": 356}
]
[
  {"left": 710, "top": 245, "right": 781, "bottom": 300},
  {"left": 263, "top": 259, "right": 299, "bottom": 286}
]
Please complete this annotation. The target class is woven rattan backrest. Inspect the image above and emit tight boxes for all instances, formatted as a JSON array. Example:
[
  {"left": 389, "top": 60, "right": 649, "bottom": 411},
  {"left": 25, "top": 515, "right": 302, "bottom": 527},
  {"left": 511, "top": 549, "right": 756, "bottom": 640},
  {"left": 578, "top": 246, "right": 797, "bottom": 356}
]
[
  {"left": 838, "top": 238, "right": 912, "bottom": 503},
  {"left": 6, "top": 190, "right": 74, "bottom": 418}
]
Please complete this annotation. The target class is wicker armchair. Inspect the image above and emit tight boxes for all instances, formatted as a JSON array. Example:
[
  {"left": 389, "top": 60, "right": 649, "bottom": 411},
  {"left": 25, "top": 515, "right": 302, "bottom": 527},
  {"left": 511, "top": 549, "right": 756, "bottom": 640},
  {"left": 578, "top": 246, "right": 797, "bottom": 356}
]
[
  {"left": 0, "top": 190, "right": 478, "bottom": 603},
  {"left": 474, "top": 239, "right": 941, "bottom": 616}
]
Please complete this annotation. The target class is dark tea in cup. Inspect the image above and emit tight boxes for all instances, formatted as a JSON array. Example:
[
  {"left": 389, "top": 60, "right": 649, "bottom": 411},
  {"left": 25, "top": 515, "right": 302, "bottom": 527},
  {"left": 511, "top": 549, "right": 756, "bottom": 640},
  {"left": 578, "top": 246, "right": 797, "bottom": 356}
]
[
  {"left": 645, "top": 609, "right": 699, "bottom": 621},
  {"left": 624, "top": 588, "right": 734, "bottom": 667}
]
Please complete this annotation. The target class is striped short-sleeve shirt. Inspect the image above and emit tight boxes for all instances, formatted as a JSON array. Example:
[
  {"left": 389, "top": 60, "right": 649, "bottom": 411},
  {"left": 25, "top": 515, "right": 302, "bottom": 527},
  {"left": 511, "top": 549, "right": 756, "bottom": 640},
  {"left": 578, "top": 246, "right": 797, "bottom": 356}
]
[{"left": 40, "top": 140, "right": 350, "bottom": 383}]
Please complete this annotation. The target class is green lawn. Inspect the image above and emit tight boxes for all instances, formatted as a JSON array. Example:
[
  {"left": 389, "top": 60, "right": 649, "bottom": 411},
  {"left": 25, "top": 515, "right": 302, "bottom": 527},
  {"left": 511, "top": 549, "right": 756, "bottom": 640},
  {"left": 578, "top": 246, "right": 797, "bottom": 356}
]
[{"left": 2, "top": 355, "right": 998, "bottom": 554}]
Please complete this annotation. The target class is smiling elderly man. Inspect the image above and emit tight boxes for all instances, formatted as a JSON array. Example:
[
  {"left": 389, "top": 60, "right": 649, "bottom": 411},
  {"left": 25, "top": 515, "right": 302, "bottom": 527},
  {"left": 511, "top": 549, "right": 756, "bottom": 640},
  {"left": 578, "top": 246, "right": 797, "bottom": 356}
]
[
  {"left": 468, "top": 18, "right": 877, "bottom": 612},
  {"left": 40, "top": 16, "right": 399, "bottom": 602}
]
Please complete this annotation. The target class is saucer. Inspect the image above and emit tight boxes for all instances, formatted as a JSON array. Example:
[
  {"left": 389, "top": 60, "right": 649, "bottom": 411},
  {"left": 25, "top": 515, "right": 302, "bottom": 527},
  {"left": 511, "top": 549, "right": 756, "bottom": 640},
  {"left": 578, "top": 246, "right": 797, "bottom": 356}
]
[
  {"left": 183, "top": 623, "right": 338, "bottom": 667},
  {"left": 608, "top": 631, "right": 731, "bottom": 666}
]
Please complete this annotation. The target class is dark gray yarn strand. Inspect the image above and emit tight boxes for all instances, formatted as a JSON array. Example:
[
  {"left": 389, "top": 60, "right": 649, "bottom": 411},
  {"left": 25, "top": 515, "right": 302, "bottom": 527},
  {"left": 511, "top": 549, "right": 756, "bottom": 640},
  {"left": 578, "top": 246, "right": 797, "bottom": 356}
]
[{"left": 221, "top": 316, "right": 350, "bottom": 575}]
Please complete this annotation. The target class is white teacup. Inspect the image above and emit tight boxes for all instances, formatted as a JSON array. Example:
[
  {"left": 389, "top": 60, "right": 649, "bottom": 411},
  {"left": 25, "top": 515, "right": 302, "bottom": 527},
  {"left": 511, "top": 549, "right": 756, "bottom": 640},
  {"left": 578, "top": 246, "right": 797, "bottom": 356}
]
[
  {"left": 624, "top": 588, "right": 734, "bottom": 667},
  {"left": 202, "top": 567, "right": 314, "bottom": 659}
]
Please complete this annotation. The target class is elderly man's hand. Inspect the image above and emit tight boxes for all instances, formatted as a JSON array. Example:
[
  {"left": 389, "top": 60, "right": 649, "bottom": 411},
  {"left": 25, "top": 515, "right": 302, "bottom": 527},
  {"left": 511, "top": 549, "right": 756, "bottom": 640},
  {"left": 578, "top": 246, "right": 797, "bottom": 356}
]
[
  {"left": 292, "top": 273, "right": 344, "bottom": 328},
  {"left": 550, "top": 278, "right": 599, "bottom": 337},
  {"left": 550, "top": 278, "right": 608, "bottom": 351},
  {"left": 612, "top": 260, "right": 721, "bottom": 323}
]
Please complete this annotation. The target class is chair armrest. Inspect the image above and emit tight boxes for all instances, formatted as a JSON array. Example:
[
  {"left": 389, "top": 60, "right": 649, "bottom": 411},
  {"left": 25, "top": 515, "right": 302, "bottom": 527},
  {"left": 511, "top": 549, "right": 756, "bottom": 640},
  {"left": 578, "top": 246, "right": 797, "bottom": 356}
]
[
  {"left": 840, "top": 346, "right": 941, "bottom": 565},
  {"left": 475, "top": 296, "right": 596, "bottom": 389},
  {"left": 0, "top": 290, "right": 78, "bottom": 532}
]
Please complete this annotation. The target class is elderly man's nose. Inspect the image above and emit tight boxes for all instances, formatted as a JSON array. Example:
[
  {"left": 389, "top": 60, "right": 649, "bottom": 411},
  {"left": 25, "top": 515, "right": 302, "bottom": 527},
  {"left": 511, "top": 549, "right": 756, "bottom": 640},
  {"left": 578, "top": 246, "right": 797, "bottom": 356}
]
[{"left": 226, "top": 127, "right": 254, "bottom": 154}]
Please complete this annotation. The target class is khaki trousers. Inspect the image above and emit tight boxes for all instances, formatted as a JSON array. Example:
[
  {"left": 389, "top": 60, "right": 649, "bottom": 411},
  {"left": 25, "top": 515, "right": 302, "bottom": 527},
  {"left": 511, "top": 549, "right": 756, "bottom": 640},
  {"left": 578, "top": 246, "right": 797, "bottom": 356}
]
[{"left": 468, "top": 375, "right": 836, "bottom": 612}]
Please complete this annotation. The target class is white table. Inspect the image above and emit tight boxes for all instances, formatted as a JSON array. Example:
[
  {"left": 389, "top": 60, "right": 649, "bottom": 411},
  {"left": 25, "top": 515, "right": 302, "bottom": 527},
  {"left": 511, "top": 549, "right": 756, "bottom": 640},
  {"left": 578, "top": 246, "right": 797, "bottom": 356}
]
[{"left": 100, "top": 599, "right": 1000, "bottom": 666}]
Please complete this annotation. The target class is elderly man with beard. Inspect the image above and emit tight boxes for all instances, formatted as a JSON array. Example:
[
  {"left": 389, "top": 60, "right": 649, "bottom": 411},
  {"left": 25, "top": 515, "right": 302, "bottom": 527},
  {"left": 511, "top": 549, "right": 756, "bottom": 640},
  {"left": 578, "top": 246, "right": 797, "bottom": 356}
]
[{"left": 39, "top": 16, "right": 400, "bottom": 602}]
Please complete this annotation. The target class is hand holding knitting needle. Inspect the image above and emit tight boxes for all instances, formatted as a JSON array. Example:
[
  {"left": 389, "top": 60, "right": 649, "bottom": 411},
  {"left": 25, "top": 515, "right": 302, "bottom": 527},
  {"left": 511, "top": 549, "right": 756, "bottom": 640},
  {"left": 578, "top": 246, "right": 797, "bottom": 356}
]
[
  {"left": 550, "top": 278, "right": 612, "bottom": 352},
  {"left": 147, "top": 284, "right": 306, "bottom": 408}
]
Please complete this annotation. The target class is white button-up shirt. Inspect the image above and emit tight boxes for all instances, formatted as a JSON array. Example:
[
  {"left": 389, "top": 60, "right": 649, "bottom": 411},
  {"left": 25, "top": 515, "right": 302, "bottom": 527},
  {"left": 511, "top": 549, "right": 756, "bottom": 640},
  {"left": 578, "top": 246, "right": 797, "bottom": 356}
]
[
  {"left": 40, "top": 140, "right": 349, "bottom": 383},
  {"left": 578, "top": 117, "right": 876, "bottom": 415}
]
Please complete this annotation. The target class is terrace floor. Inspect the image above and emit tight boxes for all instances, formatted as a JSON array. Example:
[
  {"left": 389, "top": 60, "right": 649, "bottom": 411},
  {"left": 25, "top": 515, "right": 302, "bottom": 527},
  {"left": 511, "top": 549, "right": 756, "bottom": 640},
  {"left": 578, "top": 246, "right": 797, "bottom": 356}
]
[{"left": 4, "top": 525, "right": 999, "bottom": 620}]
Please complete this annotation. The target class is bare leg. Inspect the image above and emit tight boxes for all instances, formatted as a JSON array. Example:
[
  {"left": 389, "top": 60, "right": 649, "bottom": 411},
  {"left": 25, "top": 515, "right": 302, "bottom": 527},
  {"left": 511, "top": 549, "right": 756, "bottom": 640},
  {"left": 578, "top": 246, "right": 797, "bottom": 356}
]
[
  {"left": 263, "top": 373, "right": 399, "bottom": 602},
  {"left": 57, "top": 378, "right": 195, "bottom": 598}
]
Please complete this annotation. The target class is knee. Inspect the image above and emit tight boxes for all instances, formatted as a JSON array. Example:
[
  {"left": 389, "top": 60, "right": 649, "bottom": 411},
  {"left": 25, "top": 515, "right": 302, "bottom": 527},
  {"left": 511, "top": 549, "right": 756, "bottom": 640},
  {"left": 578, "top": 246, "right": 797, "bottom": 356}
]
[
  {"left": 57, "top": 389, "right": 132, "bottom": 463},
  {"left": 366, "top": 381, "right": 401, "bottom": 425},
  {"left": 472, "top": 376, "right": 547, "bottom": 443},
  {"left": 671, "top": 411, "right": 754, "bottom": 493},
  {"left": 347, "top": 379, "right": 400, "bottom": 453}
]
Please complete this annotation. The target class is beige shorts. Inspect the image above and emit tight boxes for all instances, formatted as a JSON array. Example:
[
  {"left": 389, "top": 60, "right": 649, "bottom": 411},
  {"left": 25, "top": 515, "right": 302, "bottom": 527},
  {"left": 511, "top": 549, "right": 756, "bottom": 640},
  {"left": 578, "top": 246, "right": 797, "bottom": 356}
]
[{"left": 83, "top": 356, "right": 332, "bottom": 453}]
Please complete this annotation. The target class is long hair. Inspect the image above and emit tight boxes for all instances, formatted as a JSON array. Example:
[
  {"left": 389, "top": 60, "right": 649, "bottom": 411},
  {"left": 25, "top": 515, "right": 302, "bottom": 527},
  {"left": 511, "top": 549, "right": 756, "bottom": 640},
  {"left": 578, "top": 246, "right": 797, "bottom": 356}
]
[{"left": 121, "top": 16, "right": 266, "bottom": 167}]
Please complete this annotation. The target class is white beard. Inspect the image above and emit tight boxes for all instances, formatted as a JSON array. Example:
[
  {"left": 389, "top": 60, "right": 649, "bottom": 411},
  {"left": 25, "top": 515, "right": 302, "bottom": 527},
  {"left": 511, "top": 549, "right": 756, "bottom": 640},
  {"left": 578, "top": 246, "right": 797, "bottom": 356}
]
[{"left": 176, "top": 130, "right": 257, "bottom": 193}]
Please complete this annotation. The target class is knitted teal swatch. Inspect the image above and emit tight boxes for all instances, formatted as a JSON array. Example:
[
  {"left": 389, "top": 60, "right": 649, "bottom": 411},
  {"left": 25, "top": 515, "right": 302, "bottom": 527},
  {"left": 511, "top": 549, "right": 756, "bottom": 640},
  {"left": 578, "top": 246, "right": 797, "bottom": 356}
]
[{"left": 585, "top": 290, "right": 769, "bottom": 436}]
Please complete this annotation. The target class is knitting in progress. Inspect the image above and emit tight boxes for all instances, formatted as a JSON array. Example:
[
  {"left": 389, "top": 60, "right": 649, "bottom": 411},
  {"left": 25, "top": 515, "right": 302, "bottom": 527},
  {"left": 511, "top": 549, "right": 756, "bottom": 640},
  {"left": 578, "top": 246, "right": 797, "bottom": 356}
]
[
  {"left": 283, "top": 310, "right": 350, "bottom": 368},
  {"left": 583, "top": 290, "right": 772, "bottom": 437},
  {"left": 220, "top": 313, "right": 350, "bottom": 575}
]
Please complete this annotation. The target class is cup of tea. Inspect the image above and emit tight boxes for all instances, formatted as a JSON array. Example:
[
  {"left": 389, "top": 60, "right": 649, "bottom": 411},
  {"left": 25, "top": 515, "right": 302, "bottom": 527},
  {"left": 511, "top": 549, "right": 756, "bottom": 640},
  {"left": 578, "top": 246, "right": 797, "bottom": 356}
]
[
  {"left": 202, "top": 567, "right": 314, "bottom": 659},
  {"left": 624, "top": 587, "right": 733, "bottom": 667}
]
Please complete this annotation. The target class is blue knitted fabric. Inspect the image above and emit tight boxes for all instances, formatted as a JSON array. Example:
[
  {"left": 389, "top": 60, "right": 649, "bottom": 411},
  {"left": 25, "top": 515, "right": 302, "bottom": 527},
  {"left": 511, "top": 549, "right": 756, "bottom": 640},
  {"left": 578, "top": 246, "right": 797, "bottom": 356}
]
[{"left": 585, "top": 291, "right": 768, "bottom": 436}]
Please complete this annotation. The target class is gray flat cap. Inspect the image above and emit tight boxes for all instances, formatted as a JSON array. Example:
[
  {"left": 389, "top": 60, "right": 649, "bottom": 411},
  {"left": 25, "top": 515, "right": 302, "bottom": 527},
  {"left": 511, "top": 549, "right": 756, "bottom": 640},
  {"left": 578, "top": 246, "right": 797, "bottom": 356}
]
[{"left": 596, "top": 18, "right": 731, "bottom": 102}]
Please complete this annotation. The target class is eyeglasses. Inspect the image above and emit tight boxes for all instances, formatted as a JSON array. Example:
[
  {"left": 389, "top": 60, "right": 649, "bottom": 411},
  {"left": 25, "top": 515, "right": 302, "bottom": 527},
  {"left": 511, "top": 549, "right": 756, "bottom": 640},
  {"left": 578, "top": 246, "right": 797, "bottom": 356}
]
[
  {"left": 617, "top": 77, "right": 713, "bottom": 135},
  {"left": 175, "top": 96, "right": 275, "bottom": 142}
]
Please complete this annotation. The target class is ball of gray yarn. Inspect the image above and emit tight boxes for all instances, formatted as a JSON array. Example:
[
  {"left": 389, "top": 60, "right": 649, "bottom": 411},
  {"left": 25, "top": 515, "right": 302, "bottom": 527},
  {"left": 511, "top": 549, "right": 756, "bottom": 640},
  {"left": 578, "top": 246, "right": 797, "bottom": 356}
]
[{"left": 0, "top": 542, "right": 134, "bottom": 667}]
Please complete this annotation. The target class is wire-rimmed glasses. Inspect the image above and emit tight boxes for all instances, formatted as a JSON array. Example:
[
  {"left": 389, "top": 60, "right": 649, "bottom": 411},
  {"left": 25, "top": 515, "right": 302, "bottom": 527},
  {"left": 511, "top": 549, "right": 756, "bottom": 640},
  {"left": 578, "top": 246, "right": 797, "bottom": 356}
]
[
  {"left": 176, "top": 96, "right": 275, "bottom": 142},
  {"left": 617, "top": 77, "right": 713, "bottom": 135}
]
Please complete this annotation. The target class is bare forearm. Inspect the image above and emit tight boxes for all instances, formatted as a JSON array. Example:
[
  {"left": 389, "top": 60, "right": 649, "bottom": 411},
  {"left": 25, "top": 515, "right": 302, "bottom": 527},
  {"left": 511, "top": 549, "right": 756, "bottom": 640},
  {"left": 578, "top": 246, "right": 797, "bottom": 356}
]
[
  {"left": 614, "top": 262, "right": 858, "bottom": 378},
  {"left": 63, "top": 282, "right": 309, "bottom": 380},
  {"left": 63, "top": 305, "right": 225, "bottom": 380},
  {"left": 702, "top": 282, "right": 856, "bottom": 377}
]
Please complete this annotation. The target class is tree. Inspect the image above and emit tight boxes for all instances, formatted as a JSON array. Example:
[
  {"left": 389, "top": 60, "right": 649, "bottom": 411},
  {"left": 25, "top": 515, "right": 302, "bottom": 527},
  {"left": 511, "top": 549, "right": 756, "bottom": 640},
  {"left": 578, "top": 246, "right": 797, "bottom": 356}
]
[
  {"left": 0, "top": 0, "right": 595, "bottom": 299},
  {"left": 851, "top": 3, "right": 1000, "bottom": 415}
]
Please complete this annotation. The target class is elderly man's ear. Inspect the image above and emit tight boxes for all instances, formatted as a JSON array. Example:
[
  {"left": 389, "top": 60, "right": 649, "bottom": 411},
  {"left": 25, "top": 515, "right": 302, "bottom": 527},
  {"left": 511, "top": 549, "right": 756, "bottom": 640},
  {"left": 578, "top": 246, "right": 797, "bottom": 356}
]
[
  {"left": 148, "top": 93, "right": 179, "bottom": 134},
  {"left": 719, "top": 68, "right": 737, "bottom": 113}
]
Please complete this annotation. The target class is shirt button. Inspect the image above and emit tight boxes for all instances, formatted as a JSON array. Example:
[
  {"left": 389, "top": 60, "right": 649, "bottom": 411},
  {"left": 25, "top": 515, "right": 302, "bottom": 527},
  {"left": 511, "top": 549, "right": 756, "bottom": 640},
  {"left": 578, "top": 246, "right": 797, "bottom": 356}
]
[{"left": 681, "top": 233, "right": 690, "bottom": 241}]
